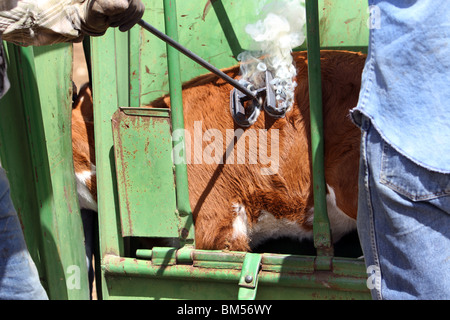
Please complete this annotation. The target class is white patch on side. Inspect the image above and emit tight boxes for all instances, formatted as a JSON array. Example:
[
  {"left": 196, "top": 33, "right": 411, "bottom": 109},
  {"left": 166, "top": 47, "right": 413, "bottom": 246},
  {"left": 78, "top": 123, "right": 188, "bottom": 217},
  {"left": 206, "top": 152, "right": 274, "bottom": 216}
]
[
  {"left": 247, "top": 184, "right": 356, "bottom": 248},
  {"left": 231, "top": 203, "right": 248, "bottom": 240},
  {"left": 325, "top": 184, "right": 356, "bottom": 242},
  {"left": 75, "top": 165, "right": 98, "bottom": 212},
  {"left": 301, "top": 185, "right": 356, "bottom": 243},
  {"left": 249, "top": 211, "right": 313, "bottom": 248}
]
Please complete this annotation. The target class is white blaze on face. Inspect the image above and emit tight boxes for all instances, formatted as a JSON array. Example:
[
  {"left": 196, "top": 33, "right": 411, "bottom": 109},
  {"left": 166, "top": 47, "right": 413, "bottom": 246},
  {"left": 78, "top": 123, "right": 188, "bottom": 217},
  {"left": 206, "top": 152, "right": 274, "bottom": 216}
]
[{"left": 238, "top": 0, "right": 306, "bottom": 112}]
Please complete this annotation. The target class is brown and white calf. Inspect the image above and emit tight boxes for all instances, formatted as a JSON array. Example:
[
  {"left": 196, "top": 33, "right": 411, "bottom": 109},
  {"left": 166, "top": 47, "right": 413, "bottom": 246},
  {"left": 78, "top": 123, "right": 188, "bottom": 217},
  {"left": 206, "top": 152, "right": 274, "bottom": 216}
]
[
  {"left": 72, "top": 50, "right": 366, "bottom": 252},
  {"left": 72, "top": 84, "right": 97, "bottom": 213}
]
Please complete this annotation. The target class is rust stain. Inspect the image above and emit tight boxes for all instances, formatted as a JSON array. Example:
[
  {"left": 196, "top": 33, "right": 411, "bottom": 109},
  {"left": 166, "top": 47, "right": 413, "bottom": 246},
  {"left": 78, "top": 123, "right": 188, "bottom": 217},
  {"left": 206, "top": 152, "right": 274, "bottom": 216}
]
[
  {"left": 344, "top": 18, "right": 357, "bottom": 25},
  {"left": 202, "top": 0, "right": 212, "bottom": 21},
  {"left": 63, "top": 186, "right": 73, "bottom": 214}
]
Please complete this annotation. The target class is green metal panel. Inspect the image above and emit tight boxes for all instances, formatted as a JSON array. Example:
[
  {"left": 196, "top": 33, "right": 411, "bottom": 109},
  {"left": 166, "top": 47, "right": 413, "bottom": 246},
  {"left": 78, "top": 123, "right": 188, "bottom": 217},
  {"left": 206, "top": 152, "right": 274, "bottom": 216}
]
[
  {"left": 0, "top": 0, "right": 371, "bottom": 301},
  {"left": 133, "top": 0, "right": 369, "bottom": 105},
  {"left": 112, "top": 107, "right": 180, "bottom": 238},
  {"left": 90, "top": 29, "right": 128, "bottom": 300},
  {"left": 0, "top": 44, "right": 43, "bottom": 279},
  {"left": 90, "top": 0, "right": 371, "bottom": 300},
  {"left": 318, "top": 0, "right": 370, "bottom": 51},
  {"left": 0, "top": 43, "right": 89, "bottom": 299},
  {"left": 102, "top": 250, "right": 370, "bottom": 300}
]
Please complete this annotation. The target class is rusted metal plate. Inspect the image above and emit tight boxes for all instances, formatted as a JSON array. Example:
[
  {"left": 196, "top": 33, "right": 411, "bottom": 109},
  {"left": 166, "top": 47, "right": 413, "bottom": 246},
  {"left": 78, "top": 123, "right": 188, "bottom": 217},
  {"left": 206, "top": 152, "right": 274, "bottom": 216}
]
[{"left": 112, "top": 107, "right": 179, "bottom": 238}]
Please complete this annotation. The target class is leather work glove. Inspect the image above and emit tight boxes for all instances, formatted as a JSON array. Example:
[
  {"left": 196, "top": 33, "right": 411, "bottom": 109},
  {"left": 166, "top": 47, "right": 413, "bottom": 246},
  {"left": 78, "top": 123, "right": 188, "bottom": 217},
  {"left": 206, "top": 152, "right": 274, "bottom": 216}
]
[{"left": 80, "top": 0, "right": 145, "bottom": 36}]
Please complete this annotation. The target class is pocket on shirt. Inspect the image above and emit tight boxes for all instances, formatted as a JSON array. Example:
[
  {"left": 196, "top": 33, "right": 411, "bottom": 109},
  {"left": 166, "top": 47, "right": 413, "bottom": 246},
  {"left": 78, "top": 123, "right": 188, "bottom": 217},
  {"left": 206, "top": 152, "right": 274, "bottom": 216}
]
[{"left": 380, "top": 141, "right": 450, "bottom": 201}]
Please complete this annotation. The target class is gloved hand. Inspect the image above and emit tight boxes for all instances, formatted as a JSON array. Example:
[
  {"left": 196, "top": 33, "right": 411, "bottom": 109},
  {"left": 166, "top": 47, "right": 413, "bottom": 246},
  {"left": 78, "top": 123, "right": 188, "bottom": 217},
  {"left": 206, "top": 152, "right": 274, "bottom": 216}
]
[{"left": 80, "top": 0, "right": 145, "bottom": 36}]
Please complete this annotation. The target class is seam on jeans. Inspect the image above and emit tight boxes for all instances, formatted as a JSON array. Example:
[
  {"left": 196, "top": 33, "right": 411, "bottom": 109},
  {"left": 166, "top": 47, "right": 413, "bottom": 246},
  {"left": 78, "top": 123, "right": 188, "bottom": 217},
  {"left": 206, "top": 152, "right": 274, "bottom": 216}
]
[
  {"left": 380, "top": 141, "right": 450, "bottom": 201},
  {"left": 382, "top": 179, "right": 450, "bottom": 201},
  {"left": 357, "top": 29, "right": 383, "bottom": 295},
  {"left": 364, "top": 126, "right": 383, "bottom": 300},
  {"left": 357, "top": 25, "right": 376, "bottom": 115}
]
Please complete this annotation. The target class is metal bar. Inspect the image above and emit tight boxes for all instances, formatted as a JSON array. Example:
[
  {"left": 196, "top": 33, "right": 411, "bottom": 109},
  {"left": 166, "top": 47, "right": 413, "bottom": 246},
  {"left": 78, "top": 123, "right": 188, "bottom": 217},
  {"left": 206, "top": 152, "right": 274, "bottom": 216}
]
[
  {"left": 0, "top": 43, "right": 48, "bottom": 291},
  {"left": 137, "top": 19, "right": 256, "bottom": 99},
  {"left": 103, "top": 255, "right": 370, "bottom": 294},
  {"left": 132, "top": 248, "right": 368, "bottom": 280},
  {"left": 238, "top": 253, "right": 262, "bottom": 300},
  {"left": 5, "top": 44, "right": 89, "bottom": 299},
  {"left": 305, "top": 0, "right": 333, "bottom": 263},
  {"left": 91, "top": 30, "right": 127, "bottom": 298},
  {"left": 163, "top": 0, "right": 195, "bottom": 244},
  {"left": 209, "top": 0, "right": 244, "bottom": 58}
]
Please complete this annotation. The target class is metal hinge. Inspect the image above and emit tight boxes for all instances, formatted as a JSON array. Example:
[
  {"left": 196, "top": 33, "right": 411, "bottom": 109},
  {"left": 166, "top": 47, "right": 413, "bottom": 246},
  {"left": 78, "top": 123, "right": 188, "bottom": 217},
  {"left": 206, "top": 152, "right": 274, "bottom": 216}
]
[{"left": 238, "top": 253, "right": 262, "bottom": 300}]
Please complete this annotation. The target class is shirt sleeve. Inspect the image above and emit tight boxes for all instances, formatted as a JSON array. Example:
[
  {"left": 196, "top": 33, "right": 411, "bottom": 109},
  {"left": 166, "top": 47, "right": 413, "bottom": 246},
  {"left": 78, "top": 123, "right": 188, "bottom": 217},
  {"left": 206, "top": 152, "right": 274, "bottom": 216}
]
[
  {"left": 0, "top": 0, "right": 86, "bottom": 46},
  {"left": 0, "top": 41, "right": 11, "bottom": 99}
]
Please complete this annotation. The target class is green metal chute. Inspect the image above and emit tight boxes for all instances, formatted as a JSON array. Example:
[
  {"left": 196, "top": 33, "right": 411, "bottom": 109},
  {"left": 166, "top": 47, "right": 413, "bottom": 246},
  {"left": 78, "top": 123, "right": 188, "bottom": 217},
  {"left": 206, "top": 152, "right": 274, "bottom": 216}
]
[
  {"left": 0, "top": 43, "right": 89, "bottom": 299},
  {"left": 0, "top": 0, "right": 371, "bottom": 300}
]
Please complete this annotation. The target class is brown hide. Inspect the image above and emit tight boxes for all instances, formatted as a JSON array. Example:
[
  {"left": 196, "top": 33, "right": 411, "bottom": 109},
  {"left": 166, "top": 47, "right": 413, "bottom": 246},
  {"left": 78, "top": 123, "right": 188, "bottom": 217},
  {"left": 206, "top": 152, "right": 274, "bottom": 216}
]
[
  {"left": 72, "top": 50, "right": 366, "bottom": 252},
  {"left": 149, "top": 50, "right": 365, "bottom": 251},
  {"left": 72, "top": 84, "right": 97, "bottom": 204}
]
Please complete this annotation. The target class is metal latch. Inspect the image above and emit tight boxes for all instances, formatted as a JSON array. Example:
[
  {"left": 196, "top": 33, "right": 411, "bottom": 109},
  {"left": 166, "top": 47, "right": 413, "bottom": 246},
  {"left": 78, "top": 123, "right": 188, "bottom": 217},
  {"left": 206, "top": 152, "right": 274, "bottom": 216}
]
[{"left": 238, "top": 253, "right": 262, "bottom": 300}]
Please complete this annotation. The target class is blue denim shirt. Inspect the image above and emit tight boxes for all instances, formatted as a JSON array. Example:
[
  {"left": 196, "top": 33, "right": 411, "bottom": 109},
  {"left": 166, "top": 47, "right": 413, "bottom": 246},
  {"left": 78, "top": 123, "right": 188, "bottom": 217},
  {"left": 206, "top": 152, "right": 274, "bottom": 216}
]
[{"left": 351, "top": 0, "right": 450, "bottom": 173}]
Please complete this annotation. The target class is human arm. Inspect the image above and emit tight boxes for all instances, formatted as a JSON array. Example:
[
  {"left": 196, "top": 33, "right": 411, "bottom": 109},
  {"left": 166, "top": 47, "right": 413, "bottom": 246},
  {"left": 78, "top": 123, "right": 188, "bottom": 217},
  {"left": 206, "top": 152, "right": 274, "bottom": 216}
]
[{"left": 0, "top": 0, "right": 144, "bottom": 46}]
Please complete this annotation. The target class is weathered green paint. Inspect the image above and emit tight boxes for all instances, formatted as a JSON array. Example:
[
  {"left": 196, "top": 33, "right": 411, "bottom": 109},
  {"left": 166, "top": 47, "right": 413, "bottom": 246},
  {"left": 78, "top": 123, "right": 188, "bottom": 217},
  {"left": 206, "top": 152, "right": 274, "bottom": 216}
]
[
  {"left": 91, "top": 29, "right": 128, "bottom": 299},
  {"left": 103, "top": 253, "right": 370, "bottom": 300},
  {"left": 112, "top": 107, "right": 180, "bottom": 238},
  {"left": 163, "top": 0, "right": 195, "bottom": 246},
  {"left": 134, "top": 0, "right": 369, "bottom": 104},
  {"left": 89, "top": 0, "right": 371, "bottom": 300},
  {"left": 0, "top": 43, "right": 89, "bottom": 299},
  {"left": 306, "top": 0, "right": 333, "bottom": 266},
  {"left": 0, "top": 0, "right": 372, "bottom": 300},
  {"left": 0, "top": 44, "right": 44, "bottom": 281},
  {"left": 150, "top": 247, "right": 178, "bottom": 266},
  {"left": 238, "top": 253, "right": 263, "bottom": 300}
]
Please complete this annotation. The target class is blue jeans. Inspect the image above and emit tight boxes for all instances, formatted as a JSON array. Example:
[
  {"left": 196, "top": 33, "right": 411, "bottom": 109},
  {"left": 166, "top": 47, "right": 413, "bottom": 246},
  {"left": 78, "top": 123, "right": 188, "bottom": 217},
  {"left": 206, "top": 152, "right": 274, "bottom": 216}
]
[
  {"left": 81, "top": 209, "right": 96, "bottom": 300},
  {"left": 357, "top": 117, "right": 450, "bottom": 300},
  {"left": 0, "top": 167, "right": 48, "bottom": 300}
]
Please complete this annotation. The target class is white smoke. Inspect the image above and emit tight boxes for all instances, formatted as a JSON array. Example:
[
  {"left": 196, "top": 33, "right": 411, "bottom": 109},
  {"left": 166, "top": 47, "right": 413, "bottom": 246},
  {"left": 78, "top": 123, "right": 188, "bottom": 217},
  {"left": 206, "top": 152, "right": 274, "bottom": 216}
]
[{"left": 238, "top": 0, "right": 306, "bottom": 114}]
